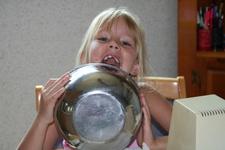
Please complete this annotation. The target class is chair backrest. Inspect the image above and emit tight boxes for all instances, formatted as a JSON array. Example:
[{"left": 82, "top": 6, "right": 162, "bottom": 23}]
[
  {"left": 35, "top": 76, "right": 186, "bottom": 111},
  {"left": 35, "top": 85, "right": 43, "bottom": 112},
  {"left": 141, "top": 76, "right": 186, "bottom": 100}
]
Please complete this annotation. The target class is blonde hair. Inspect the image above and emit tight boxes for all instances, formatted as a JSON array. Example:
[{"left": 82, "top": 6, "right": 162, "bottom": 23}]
[{"left": 76, "top": 7, "right": 146, "bottom": 78}]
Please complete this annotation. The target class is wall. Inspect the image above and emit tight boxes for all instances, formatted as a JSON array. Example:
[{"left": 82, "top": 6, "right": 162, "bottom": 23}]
[{"left": 0, "top": 0, "right": 177, "bottom": 149}]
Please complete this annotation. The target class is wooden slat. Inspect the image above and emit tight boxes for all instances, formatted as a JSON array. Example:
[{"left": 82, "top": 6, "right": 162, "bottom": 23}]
[{"left": 35, "top": 85, "right": 43, "bottom": 112}]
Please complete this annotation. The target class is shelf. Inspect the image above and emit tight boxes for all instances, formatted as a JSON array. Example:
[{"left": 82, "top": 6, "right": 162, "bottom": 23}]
[{"left": 196, "top": 51, "right": 225, "bottom": 59}]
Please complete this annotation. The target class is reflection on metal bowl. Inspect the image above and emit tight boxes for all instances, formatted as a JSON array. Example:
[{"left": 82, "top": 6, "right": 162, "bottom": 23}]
[{"left": 54, "top": 63, "right": 142, "bottom": 150}]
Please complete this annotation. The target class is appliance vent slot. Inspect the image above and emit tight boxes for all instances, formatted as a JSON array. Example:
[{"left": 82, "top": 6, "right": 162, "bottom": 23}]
[{"left": 200, "top": 108, "right": 225, "bottom": 117}]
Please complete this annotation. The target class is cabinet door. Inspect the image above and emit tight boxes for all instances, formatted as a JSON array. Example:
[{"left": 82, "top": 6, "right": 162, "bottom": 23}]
[{"left": 207, "top": 70, "right": 225, "bottom": 98}]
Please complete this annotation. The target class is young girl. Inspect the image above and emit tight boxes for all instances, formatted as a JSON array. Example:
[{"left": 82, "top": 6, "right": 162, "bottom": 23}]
[{"left": 17, "top": 7, "right": 171, "bottom": 150}]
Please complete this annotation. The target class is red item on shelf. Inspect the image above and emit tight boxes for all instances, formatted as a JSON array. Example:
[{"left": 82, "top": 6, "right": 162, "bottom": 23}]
[{"left": 198, "top": 29, "right": 212, "bottom": 51}]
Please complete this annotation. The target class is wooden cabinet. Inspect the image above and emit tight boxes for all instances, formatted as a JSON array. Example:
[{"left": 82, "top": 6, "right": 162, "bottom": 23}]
[{"left": 178, "top": 0, "right": 225, "bottom": 99}]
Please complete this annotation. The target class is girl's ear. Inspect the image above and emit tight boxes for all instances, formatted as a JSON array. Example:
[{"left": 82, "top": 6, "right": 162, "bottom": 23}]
[{"left": 131, "top": 63, "right": 140, "bottom": 77}]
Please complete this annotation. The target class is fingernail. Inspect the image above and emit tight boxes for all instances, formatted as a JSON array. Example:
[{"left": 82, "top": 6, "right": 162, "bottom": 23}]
[{"left": 65, "top": 74, "right": 71, "bottom": 78}]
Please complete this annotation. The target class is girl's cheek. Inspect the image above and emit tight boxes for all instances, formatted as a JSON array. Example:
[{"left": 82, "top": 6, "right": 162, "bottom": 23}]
[
  {"left": 89, "top": 52, "right": 101, "bottom": 63},
  {"left": 89, "top": 41, "right": 99, "bottom": 52},
  {"left": 88, "top": 44, "right": 98, "bottom": 61}
]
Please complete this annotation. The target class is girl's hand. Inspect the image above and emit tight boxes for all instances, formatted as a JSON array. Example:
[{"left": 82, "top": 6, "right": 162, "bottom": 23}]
[
  {"left": 137, "top": 92, "right": 154, "bottom": 148},
  {"left": 37, "top": 73, "right": 70, "bottom": 125}
]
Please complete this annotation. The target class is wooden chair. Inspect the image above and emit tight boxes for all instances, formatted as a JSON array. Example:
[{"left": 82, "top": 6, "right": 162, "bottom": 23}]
[
  {"left": 140, "top": 76, "right": 186, "bottom": 100},
  {"left": 35, "top": 76, "right": 186, "bottom": 111},
  {"left": 35, "top": 85, "right": 43, "bottom": 112}
]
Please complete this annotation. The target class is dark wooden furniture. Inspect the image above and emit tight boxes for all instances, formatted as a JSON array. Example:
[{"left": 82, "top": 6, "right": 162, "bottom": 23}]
[{"left": 178, "top": 0, "right": 225, "bottom": 99}]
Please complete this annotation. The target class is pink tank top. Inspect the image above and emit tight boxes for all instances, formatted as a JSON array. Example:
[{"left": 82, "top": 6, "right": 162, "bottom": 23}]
[{"left": 63, "top": 139, "right": 139, "bottom": 150}]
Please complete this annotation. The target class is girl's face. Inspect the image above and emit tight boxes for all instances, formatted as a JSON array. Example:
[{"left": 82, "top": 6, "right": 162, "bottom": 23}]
[{"left": 88, "top": 18, "right": 139, "bottom": 75}]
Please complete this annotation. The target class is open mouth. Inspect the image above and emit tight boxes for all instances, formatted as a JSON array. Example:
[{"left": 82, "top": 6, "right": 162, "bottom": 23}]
[{"left": 101, "top": 55, "right": 120, "bottom": 68}]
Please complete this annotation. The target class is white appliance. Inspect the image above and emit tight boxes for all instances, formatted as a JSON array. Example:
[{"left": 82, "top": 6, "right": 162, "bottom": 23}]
[{"left": 167, "top": 94, "right": 225, "bottom": 150}]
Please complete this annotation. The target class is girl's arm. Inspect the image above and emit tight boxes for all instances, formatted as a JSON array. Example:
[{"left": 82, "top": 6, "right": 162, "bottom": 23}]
[
  {"left": 43, "top": 123, "right": 60, "bottom": 150},
  {"left": 17, "top": 73, "right": 70, "bottom": 150},
  {"left": 142, "top": 87, "right": 172, "bottom": 131},
  {"left": 17, "top": 115, "right": 50, "bottom": 150}
]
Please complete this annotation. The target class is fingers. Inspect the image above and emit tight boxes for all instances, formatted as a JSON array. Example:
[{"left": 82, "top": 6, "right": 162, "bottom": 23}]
[
  {"left": 137, "top": 125, "right": 143, "bottom": 146},
  {"left": 51, "top": 87, "right": 65, "bottom": 104},
  {"left": 142, "top": 107, "right": 151, "bottom": 135},
  {"left": 139, "top": 92, "right": 154, "bottom": 147},
  {"left": 140, "top": 93, "right": 150, "bottom": 117},
  {"left": 141, "top": 94, "right": 151, "bottom": 136},
  {"left": 44, "top": 72, "right": 70, "bottom": 95},
  {"left": 42, "top": 72, "right": 70, "bottom": 107},
  {"left": 44, "top": 78, "right": 57, "bottom": 89},
  {"left": 37, "top": 73, "right": 71, "bottom": 124},
  {"left": 130, "top": 93, "right": 151, "bottom": 147}
]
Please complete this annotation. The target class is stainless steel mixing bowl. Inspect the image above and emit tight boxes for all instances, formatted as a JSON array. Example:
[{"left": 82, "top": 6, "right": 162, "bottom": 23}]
[{"left": 54, "top": 63, "right": 142, "bottom": 150}]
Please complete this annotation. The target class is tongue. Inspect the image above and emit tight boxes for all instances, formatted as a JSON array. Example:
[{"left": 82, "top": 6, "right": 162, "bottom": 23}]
[{"left": 102, "top": 58, "right": 120, "bottom": 68}]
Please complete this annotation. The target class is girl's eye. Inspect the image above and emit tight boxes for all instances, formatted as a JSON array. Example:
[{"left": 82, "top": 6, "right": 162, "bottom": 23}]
[
  {"left": 97, "top": 37, "right": 108, "bottom": 42},
  {"left": 122, "top": 41, "right": 132, "bottom": 47}
]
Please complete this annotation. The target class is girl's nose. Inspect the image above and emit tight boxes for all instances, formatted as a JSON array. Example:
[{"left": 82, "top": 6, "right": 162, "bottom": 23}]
[{"left": 109, "top": 41, "right": 119, "bottom": 50}]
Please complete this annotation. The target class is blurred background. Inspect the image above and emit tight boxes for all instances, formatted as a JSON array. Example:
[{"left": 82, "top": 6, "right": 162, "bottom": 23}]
[{"left": 0, "top": 0, "right": 177, "bottom": 149}]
